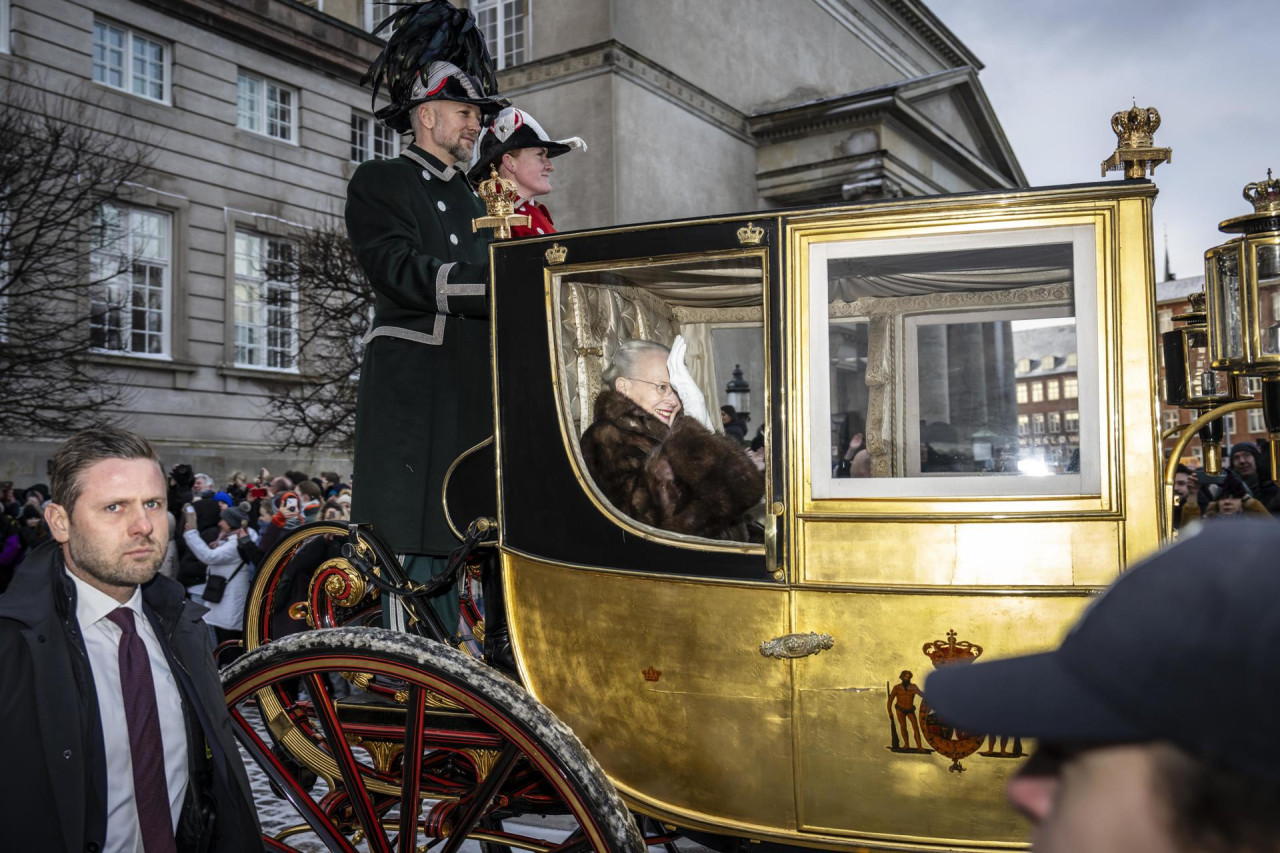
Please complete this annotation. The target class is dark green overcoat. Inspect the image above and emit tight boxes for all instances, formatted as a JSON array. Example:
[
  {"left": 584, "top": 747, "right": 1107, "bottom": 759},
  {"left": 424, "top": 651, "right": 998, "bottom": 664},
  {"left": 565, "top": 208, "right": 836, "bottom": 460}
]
[{"left": 346, "top": 144, "right": 493, "bottom": 555}]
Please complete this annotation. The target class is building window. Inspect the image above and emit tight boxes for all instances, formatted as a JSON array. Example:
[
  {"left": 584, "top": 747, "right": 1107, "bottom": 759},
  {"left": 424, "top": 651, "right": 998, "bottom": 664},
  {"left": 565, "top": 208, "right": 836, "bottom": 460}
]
[
  {"left": 1032, "top": 413, "right": 1045, "bottom": 435},
  {"left": 0, "top": 0, "right": 10, "bottom": 55},
  {"left": 1016, "top": 382, "right": 1027, "bottom": 404},
  {"left": 234, "top": 231, "right": 297, "bottom": 370},
  {"left": 474, "top": 0, "right": 527, "bottom": 68},
  {"left": 1224, "top": 413, "right": 1236, "bottom": 435},
  {"left": 92, "top": 20, "right": 168, "bottom": 102},
  {"left": 1162, "top": 410, "right": 1181, "bottom": 431},
  {"left": 350, "top": 113, "right": 399, "bottom": 162},
  {"left": 1017, "top": 414, "right": 1029, "bottom": 436},
  {"left": 89, "top": 204, "right": 171, "bottom": 356},
  {"left": 1065, "top": 411, "right": 1079, "bottom": 434},
  {"left": 365, "top": 1, "right": 396, "bottom": 31},
  {"left": 237, "top": 72, "right": 296, "bottom": 143},
  {"left": 1063, "top": 377, "right": 1078, "bottom": 398},
  {"left": 1249, "top": 409, "right": 1266, "bottom": 433},
  {"left": 1046, "top": 379, "right": 1060, "bottom": 401},
  {"left": 1246, "top": 376, "right": 1262, "bottom": 394},
  {"left": 1016, "top": 357, "right": 1031, "bottom": 373},
  {"left": 1049, "top": 412, "right": 1061, "bottom": 433},
  {"left": 1157, "top": 309, "right": 1173, "bottom": 335},
  {"left": 1031, "top": 382, "right": 1044, "bottom": 403}
]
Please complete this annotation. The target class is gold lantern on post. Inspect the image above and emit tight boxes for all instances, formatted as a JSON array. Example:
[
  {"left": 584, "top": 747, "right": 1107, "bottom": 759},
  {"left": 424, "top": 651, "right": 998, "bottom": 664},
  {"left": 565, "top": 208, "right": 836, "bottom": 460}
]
[
  {"left": 1203, "top": 170, "right": 1280, "bottom": 481},
  {"left": 1161, "top": 291, "right": 1245, "bottom": 475}
]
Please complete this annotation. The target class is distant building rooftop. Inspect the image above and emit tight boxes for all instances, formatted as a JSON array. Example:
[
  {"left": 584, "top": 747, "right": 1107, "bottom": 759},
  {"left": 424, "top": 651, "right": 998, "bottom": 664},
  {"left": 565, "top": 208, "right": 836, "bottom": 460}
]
[
  {"left": 1157, "top": 275, "right": 1205, "bottom": 304},
  {"left": 1013, "top": 323, "right": 1078, "bottom": 377}
]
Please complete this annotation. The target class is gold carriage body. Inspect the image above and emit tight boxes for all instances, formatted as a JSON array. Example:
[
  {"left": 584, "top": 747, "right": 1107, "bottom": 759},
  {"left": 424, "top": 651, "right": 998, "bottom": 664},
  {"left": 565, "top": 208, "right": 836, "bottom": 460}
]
[{"left": 487, "top": 181, "right": 1165, "bottom": 851}]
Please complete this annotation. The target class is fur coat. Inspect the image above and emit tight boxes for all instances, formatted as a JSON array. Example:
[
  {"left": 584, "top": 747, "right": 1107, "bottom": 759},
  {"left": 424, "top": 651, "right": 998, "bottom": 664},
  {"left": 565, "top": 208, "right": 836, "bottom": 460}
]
[{"left": 580, "top": 389, "right": 765, "bottom": 541}]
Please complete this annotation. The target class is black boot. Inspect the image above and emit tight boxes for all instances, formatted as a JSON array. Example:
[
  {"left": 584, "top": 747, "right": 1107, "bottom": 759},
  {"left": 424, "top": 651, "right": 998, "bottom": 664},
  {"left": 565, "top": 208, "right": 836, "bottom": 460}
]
[{"left": 481, "top": 556, "right": 518, "bottom": 676}]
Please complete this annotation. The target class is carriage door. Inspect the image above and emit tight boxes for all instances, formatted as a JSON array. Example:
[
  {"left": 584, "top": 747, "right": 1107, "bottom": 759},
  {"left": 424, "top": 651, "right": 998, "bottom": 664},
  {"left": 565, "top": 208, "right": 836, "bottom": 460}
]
[{"left": 489, "top": 217, "right": 801, "bottom": 833}]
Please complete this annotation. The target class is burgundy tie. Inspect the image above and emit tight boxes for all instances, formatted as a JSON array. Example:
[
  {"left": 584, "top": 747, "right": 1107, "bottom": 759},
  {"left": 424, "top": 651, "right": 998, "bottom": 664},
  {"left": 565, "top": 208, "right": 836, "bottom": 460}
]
[{"left": 106, "top": 607, "right": 177, "bottom": 853}]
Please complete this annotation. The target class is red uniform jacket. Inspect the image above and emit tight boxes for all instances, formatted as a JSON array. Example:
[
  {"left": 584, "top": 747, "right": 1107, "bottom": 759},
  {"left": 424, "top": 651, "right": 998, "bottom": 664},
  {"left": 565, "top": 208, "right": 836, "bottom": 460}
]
[{"left": 512, "top": 199, "right": 556, "bottom": 238}]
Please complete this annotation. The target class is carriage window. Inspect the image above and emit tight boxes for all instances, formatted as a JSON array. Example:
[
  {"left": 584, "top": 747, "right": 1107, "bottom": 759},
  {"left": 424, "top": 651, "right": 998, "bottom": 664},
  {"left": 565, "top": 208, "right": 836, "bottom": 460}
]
[
  {"left": 810, "top": 226, "right": 1100, "bottom": 499},
  {"left": 553, "top": 254, "right": 767, "bottom": 546}
]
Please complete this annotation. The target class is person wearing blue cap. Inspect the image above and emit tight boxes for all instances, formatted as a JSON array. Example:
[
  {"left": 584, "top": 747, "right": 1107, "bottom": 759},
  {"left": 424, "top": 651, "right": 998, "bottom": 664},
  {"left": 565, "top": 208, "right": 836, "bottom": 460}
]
[{"left": 925, "top": 522, "right": 1280, "bottom": 852}]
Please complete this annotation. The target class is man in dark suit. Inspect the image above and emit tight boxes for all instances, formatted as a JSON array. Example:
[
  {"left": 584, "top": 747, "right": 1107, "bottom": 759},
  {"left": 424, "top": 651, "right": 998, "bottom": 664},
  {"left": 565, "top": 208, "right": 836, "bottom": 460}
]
[
  {"left": 0, "top": 427, "right": 260, "bottom": 852},
  {"left": 346, "top": 2, "right": 503, "bottom": 634}
]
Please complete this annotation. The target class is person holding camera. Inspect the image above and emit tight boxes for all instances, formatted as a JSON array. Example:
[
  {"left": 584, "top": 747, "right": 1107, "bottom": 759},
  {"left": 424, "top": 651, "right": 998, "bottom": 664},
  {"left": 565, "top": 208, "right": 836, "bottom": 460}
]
[{"left": 182, "top": 504, "right": 258, "bottom": 655}]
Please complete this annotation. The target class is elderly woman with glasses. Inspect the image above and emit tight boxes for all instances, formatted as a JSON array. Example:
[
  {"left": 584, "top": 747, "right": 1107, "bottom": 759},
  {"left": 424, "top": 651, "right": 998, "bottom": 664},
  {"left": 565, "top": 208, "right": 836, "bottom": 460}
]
[{"left": 579, "top": 337, "right": 765, "bottom": 541}]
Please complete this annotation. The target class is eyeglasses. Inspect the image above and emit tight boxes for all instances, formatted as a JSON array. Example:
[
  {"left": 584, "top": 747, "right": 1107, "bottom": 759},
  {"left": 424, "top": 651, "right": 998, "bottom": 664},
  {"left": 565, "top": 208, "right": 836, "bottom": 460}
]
[{"left": 624, "top": 377, "right": 676, "bottom": 397}]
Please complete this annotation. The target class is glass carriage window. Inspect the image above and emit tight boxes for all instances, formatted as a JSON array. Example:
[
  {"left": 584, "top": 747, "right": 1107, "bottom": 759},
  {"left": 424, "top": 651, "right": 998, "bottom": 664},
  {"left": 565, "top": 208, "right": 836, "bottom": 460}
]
[
  {"left": 89, "top": 204, "right": 171, "bottom": 356},
  {"left": 551, "top": 253, "right": 766, "bottom": 546},
  {"left": 810, "top": 225, "right": 1101, "bottom": 498}
]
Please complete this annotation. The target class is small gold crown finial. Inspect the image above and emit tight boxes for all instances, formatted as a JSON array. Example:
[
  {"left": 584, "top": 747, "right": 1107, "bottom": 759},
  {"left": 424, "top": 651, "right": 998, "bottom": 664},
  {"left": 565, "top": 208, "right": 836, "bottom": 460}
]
[
  {"left": 736, "top": 221, "right": 764, "bottom": 246},
  {"left": 1243, "top": 169, "right": 1280, "bottom": 215},
  {"left": 642, "top": 666, "right": 661, "bottom": 682},
  {"left": 544, "top": 243, "right": 567, "bottom": 265},
  {"left": 1101, "top": 104, "right": 1171, "bottom": 179},
  {"left": 471, "top": 165, "right": 531, "bottom": 240}
]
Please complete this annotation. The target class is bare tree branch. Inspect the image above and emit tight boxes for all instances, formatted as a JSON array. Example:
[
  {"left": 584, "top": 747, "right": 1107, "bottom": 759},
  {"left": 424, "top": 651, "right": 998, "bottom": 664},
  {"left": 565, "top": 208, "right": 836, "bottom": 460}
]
[
  {"left": 0, "top": 75, "right": 155, "bottom": 436},
  {"left": 263, "top": 219, "right": 372, "bottom": 453}
]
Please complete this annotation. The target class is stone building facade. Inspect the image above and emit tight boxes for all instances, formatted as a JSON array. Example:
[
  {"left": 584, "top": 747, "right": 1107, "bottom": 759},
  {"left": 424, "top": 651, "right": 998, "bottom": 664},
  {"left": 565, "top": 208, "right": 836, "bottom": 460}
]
[{"left": 0, "top": 0, "right": 1022, "bottom": 489}]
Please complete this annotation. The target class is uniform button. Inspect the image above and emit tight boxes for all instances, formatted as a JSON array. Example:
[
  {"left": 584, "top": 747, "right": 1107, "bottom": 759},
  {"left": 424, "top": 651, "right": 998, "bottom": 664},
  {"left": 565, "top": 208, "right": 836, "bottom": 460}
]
[
  {"left": 449, "top": 234, "right": 458, "bottom": 245},
  {"left": 63, "top": 749, "right": 73, "bottom": 759},
  {"left": 87, "top": 843, "right": 100, "bottom": 852},
  {"left": 421, "top": 170, "right": 431, "bottom": 181},
  {"left": 536, "top": 227, "right": 544, "bottom": 234},
  {"left": 437, "top": 200, "right": 447, "bottom": 212}
]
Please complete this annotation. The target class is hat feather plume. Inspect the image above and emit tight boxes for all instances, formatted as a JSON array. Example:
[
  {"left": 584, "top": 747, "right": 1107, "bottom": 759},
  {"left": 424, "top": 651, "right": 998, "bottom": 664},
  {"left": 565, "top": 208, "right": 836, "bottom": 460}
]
[{"left": 362, "top": 1, "right": 498, "bottom": 121}]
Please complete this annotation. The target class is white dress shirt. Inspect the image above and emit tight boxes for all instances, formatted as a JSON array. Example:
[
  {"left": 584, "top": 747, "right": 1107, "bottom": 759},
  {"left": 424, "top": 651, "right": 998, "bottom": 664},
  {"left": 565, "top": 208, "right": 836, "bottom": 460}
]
[{"left": 70, "top": 571, "right": 189, "bottom": 853}]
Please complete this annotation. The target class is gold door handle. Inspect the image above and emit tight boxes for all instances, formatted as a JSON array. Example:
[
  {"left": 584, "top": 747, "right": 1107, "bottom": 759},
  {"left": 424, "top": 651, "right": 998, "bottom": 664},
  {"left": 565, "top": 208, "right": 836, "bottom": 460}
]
[{"left": 759, "top": 632, "right": 834, "bottom": 659}]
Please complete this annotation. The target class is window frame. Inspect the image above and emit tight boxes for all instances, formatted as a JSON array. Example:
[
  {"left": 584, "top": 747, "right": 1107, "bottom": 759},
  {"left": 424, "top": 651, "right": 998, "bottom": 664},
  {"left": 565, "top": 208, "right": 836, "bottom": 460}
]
[
  {"left": 0, "top": 0, "right": 10, "bottom": 55},
  {"left": 364, "top": 1, "right": 396, "bottom": 32},
  {"left": 473, "top": 0, "right": 529, "bottom": 69},
  {"left": 808, "top": 224, "right": 1102, "bottom": 499},
  {"left": 349, "top": 111, "right": 400, "bottom": 163},
  {"left": 1063, "top": 376, "right": 1079, "bottom": 398},
  {"left": 230, "top": 227, "right": 299, "bottom": 373},
  {"left": 1248, "top": 408, "right": 1266, "bottom": 433},
  {"left": 237, "top": 70, "right": 298, "bottom": 145},
  {"left": 89, "top": 203, "right": 173, "bottom": 358},
  {"left": 92, "top": 18, "right": 171, "bottom": 104},
  {"left": 1046, "top": 379, "right": 1060, "bottom": 401},
  {"left": 1030, "top": 381, "right": 1044, "bottom": 403}
]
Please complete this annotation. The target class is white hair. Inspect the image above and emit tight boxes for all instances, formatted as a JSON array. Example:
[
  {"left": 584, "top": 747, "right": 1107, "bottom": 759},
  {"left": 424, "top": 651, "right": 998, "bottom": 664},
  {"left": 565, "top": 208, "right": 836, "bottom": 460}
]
[{"left": 601, "top": 339, "right": 669, "bottom": 389}]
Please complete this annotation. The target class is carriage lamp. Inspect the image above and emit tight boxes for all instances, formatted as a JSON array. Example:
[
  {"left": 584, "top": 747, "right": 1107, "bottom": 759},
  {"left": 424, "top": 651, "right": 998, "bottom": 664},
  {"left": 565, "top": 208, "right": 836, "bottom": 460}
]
[
  {"left": 1204, "top": 170, "right": 1280, "bottom": 478},
  {"left": 725, "top": 364, "right": 751, "bottom": 423},
  {"left": 1162, "top": 291, "right": 1244, "bottom": 474}
]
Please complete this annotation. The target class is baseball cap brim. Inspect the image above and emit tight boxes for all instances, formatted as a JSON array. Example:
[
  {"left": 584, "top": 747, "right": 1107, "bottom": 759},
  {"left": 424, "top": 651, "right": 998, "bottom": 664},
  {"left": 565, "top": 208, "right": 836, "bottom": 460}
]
[{"left": 924, "top": 650, "right": 1147, "bottom": 744}]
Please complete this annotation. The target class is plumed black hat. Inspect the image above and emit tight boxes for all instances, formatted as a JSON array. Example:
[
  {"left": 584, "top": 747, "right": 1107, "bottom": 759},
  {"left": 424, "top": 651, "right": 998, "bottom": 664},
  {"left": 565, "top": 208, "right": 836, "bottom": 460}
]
[
  {"left": 467, "top": 107, "right": 586, "bottom": 184},
  {"left": 362, "top": 1, "right": 505, "bottom": 134}
]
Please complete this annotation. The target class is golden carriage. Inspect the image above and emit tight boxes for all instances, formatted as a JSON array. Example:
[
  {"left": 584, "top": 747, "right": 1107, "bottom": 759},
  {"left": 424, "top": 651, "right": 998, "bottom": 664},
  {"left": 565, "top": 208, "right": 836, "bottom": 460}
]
[{"left": 224, "top": 121, "right": 1225, "bottom": 852}]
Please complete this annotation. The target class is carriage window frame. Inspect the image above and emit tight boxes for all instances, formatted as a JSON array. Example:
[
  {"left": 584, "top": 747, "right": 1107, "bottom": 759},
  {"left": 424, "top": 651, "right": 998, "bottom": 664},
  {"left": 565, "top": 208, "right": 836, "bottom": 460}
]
[
  {"left": 808, "top": 224, "right": 1102, "bottom": 500},
  {"left": 546, "top": 250, "right": 769, "bottom": 555}
]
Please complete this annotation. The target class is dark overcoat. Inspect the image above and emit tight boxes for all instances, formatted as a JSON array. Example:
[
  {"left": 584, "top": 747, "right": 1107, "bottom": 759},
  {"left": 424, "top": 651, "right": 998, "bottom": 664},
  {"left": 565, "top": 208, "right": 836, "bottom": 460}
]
[
  {"left": 0, "top": 541, "right": 262, "bottom": 853},
  {"left": 580, "top": 389, "right": 765, "bottom": 541},
  {"left": 346, "top": 144, "right": 493, "bottom": 554}
]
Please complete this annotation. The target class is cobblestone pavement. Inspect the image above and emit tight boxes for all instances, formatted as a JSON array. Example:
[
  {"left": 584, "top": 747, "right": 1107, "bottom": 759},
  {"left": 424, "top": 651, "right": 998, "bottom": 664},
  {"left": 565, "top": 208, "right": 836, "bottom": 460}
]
[{"left": 237, "top": 706, "right": 711, "bottom": 852}]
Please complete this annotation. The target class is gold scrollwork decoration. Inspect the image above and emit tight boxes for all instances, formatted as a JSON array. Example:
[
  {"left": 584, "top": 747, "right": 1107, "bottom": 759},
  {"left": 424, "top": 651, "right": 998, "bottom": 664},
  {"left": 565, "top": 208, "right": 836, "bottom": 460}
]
[
  {"left": 344, "top": 733, "right": 405, "bottom": 773},
  {"left": 759, "top": 632, "right": 835, "bottom": 659},
  {"left": 463, "top": 748, "right": 503, "bottom": 782}
]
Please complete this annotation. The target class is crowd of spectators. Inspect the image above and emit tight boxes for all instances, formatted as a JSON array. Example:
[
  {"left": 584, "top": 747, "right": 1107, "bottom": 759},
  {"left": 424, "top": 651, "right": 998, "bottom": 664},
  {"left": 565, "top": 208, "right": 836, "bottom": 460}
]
[
  {"left": 1171, "top": 440, "right": 1280, "bottom": 530},
  {"left": 0, "top": 464, "right": 353, "bottom": 653}
]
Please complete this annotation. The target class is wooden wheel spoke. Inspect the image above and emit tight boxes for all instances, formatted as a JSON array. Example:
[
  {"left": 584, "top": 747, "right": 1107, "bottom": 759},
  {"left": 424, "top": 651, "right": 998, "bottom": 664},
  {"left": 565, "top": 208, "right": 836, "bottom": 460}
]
[
  {"left": 307, "top": 673, "right": 394, "bottom": 853},
  {"left": 439, "top": 741, "right": 521, "bottom": 853},
  {"left": 229, "top": 705, "right": 359, "bottom": 853},
  {"left": 397, "top": 685, "right": 427, "bottom": 853}
]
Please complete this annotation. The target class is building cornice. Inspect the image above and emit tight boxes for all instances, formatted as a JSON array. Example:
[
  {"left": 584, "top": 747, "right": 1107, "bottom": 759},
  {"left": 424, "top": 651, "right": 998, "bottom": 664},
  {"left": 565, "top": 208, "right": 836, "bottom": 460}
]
[
  {"left": 497, "top": 40, "right": 752, "bottom": 142},
  {"left": 137, "top": 0, "right": 381, "bottom": 81}
]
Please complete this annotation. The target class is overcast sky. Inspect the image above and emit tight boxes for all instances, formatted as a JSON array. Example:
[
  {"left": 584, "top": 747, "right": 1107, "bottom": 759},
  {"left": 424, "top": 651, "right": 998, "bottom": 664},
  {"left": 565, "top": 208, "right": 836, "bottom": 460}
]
[{"left": 925, "top": 0, "right": 1280, "bottom": 281}]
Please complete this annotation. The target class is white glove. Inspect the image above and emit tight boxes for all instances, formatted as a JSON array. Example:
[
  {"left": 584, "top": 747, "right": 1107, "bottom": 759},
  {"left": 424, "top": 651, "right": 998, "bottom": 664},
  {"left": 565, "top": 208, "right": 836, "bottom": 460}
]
[{"left": 667, "top": 335, "right": 715, "bottom": 431}]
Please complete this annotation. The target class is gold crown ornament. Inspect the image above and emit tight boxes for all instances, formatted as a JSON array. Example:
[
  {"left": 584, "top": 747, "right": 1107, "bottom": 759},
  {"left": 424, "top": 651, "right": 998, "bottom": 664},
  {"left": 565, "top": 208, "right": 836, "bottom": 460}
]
[
  {"left": 736, "top": 221, "right": 764, "bottom": 246},
  {"left": 544, "top": 243, "right": 567, "bottom": 265},
  {"left": 1101, "top": 103, "right": 1172, "bottom": 179},
  {"left": 1244, "top": 169, "right": 1280, "bottom": 216},
  {"left": 471, "top": 166, "right": 531, "bottom": 240}
]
